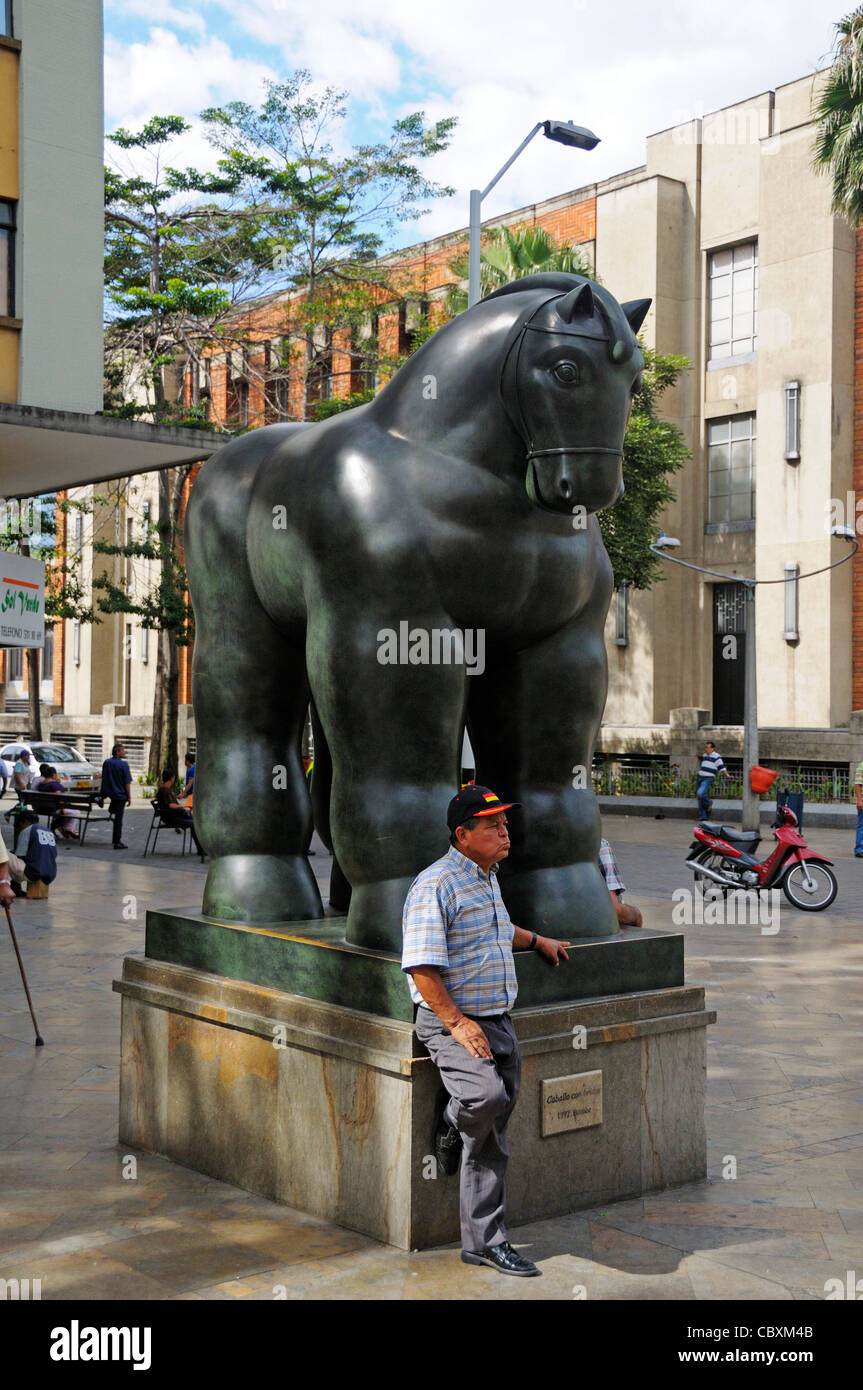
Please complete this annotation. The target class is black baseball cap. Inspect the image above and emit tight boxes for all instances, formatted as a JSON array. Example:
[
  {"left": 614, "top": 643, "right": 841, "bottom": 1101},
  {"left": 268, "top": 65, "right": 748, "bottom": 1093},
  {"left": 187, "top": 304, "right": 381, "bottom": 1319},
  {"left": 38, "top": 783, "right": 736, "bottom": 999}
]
[{"left": 447, "top": 784, "right": 522, "bottom": 832}]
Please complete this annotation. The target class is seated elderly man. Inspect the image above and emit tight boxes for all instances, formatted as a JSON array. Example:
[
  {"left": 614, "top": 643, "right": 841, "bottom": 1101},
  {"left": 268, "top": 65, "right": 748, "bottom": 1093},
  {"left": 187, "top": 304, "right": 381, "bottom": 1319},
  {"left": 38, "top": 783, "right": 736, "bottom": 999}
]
[{"left": 402, "top": 785, "right": 569, "bottom": 1279}]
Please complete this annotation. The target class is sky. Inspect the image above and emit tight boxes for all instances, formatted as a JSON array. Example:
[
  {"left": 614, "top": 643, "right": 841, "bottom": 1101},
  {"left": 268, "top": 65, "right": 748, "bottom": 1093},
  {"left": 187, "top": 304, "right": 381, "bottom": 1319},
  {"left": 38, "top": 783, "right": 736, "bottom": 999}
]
[{"left": 103, "top": 0, "right": 842, "bottom": 251}]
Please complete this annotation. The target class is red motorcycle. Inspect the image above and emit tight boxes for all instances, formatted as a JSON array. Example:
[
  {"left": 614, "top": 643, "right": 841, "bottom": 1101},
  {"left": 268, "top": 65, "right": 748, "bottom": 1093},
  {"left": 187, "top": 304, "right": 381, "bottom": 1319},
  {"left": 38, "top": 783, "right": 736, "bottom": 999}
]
[{"left": 685, "top": 804, "right": 837, "bottom": 911}]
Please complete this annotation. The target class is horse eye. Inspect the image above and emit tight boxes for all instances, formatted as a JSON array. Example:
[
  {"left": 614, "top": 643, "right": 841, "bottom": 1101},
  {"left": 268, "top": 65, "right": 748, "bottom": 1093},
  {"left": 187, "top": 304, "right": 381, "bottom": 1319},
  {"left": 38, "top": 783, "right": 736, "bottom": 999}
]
[{"left": 552, "top": 360, "right": 578, "bottom": 385}]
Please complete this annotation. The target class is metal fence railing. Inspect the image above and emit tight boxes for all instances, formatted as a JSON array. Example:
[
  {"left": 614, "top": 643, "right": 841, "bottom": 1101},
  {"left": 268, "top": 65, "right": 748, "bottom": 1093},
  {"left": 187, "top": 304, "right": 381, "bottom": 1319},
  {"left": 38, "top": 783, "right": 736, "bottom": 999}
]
[{"left": 593, "top": 758, "right": 851, "bottom": 803}]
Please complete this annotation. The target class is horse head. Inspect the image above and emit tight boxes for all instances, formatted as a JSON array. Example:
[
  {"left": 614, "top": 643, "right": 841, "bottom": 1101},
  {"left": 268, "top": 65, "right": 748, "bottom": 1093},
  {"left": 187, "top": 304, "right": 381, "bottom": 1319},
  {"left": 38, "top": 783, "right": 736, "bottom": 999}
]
[{"left": 488, "top": 273, "right": 650, "bottom": 515}]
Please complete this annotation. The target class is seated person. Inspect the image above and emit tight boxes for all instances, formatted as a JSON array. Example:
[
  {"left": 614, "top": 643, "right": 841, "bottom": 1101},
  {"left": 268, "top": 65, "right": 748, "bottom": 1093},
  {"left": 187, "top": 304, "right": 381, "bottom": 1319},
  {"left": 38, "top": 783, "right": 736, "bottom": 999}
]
[
  {"left": 181, "top": 752, "right": 195, "bottom": 806},
  {"left": 3, "top": 810, "right": 57, "bottom": 893},
  {"left": 30, "top": 765, "right": 80, "bottom": 840},
  {"left": 157, "top": 769, "right": 204, "bottom": 856},
  {"left": 598, "top": 837, "right": 643, "bottom": 928}
]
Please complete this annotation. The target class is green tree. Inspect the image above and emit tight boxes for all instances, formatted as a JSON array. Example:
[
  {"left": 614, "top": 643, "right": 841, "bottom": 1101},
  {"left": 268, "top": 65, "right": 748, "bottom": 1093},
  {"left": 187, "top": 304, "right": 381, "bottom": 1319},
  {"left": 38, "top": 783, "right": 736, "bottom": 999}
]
[
  {"left": 445, "top": 224, "right": 594, "bottom": 315},
  {"left": 600, "top": 347, "right": 690, "bottom": 590},
  {"left": 104, "top": 114, "right": 267, "bottom": 424},
  {"left": 812, "top": 8, "right": 863, "bottom": 223},
  {"left": 200, "top": 71, "right": 456, "bottom": 418}
]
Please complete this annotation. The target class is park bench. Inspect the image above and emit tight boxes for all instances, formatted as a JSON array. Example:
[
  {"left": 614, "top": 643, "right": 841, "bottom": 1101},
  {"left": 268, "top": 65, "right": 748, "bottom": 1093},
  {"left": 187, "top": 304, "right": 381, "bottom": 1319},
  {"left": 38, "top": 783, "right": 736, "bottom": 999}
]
[{"left": 12, "top": 790, "right": 114, "bottom": 847}]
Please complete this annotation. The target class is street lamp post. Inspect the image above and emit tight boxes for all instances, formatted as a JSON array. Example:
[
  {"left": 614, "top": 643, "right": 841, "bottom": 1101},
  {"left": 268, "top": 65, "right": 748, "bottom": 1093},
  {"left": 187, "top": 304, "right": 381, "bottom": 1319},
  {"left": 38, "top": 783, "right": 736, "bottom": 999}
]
[
  {"left": 468, "top": 120, "right": 599, "bottom": 309},
  {"left": 650, "top": 531, "right": 858, "bottom": 831}
]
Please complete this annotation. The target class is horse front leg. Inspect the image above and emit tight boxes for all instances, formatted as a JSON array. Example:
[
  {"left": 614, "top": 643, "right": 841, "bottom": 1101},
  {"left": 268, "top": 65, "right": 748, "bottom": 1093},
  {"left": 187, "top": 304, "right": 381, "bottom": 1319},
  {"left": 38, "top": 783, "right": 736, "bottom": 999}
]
[
  {"left": 467, "top": 612, "right": 617, "bottom": 941},
  {"left": 307, "top": 611, "right": 468, "bottom": 952}
]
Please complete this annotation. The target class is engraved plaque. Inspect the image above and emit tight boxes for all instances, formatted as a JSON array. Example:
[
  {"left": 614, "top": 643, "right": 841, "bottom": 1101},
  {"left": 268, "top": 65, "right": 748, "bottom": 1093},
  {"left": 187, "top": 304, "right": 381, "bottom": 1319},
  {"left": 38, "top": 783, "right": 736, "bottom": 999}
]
[{"left": 541, "top": 1070, "right": 603, "bottom": 1136}]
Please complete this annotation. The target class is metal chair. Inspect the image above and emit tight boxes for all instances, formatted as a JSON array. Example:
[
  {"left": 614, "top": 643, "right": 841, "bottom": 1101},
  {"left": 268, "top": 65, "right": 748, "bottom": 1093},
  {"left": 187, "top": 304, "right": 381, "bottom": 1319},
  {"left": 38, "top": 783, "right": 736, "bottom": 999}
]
[{"left": 143, "top": 797, "right": 195, "bottom": 857}]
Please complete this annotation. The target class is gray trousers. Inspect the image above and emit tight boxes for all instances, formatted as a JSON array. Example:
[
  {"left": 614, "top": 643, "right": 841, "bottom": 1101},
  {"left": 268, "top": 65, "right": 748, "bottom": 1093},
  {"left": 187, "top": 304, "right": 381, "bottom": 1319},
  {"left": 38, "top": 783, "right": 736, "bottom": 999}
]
[{"left": 416, "top": 1008, "right": 521, "bottom": 1251}]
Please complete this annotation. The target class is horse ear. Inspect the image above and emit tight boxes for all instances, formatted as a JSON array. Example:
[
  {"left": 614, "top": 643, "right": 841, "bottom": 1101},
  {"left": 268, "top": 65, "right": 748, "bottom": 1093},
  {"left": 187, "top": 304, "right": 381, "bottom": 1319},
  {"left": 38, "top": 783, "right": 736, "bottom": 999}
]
[
  {"left": 557, "top": 282, "right": 595, "bottom": 324},
  {"left": 621, "top": 299, "right": 651, "bottom": 334}
]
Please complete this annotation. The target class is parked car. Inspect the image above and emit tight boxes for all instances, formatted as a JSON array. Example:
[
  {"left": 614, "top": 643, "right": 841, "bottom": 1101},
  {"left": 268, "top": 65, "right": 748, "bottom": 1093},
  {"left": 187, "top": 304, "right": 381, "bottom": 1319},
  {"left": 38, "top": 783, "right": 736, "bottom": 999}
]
[{"left": 0, "top": 742, "right": 101, "bottom": 793}]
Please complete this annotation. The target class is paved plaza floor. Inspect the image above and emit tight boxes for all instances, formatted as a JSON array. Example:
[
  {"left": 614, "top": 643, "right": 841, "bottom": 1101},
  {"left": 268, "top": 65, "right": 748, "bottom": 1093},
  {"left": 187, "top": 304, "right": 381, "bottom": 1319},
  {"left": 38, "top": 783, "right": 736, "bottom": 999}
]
[{"left": 1, "top": 805, "right": 862, "bottom": 1301}]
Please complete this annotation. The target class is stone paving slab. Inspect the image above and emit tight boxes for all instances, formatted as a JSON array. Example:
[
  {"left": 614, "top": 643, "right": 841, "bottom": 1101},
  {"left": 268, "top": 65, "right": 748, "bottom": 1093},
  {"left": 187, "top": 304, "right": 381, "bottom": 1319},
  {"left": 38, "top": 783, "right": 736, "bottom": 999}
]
[{"left": 1, "top": 814, "right": 862, "bottom": 1300}]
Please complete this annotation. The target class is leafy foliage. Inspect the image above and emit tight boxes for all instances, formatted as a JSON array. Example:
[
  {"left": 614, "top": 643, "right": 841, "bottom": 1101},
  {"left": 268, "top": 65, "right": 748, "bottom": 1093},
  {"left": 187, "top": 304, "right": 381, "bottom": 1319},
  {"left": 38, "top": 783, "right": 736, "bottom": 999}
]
[
  {"left": 599, "top": 348, "right": 690, "bottom": 590},
  {"left": 812, "top": 8, "right": 863, "bottom": 223},
  {"left": 446, "top": 224, "right": 594, "bottom": 314}
]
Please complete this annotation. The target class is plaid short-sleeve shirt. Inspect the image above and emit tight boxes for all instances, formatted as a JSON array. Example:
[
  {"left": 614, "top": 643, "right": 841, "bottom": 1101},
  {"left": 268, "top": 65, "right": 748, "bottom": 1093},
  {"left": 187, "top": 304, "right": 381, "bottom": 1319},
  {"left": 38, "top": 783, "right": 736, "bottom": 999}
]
[{"left": 401, "top": 846, "right": 518, "bottom": 1016}]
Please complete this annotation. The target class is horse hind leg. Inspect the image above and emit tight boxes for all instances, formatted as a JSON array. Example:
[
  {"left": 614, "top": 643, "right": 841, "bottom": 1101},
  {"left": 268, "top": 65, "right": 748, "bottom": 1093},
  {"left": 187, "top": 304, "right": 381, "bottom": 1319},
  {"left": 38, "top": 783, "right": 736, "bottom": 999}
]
[{"left": 186, "top": 459, "right": 323, "bottom": 924}]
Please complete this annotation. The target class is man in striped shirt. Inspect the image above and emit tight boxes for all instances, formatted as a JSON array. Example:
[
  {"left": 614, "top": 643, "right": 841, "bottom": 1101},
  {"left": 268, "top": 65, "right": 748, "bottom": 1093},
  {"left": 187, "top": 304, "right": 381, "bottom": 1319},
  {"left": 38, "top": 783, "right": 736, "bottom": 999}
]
[
  {"left": 402, "top": 784, "right": 569, "bottom": 1278},
  {"left": 697, "top": 741, "right": 731, "bottom": 820}
]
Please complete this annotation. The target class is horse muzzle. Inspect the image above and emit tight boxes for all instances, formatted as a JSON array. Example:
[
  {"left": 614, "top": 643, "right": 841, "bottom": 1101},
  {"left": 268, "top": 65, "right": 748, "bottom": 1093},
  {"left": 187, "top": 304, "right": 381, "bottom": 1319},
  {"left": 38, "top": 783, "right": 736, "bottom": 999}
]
[{"left": 526, "top": 448, "right": 623, "bottom": 515}]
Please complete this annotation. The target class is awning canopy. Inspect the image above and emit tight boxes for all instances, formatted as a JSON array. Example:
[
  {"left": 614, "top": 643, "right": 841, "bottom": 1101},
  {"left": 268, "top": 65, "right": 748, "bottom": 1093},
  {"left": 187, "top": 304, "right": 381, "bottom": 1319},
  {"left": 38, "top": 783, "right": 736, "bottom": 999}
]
[{"left": 0, "top": 404, "right": 219, "bottom": 498}]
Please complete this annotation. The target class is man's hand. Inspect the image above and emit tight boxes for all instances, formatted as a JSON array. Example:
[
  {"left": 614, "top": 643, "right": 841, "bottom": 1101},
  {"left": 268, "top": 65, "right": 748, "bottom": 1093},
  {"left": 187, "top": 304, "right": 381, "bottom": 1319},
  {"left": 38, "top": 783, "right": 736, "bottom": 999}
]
[
  {"left": 534, "top": 936, "right": 570, "bottom": 966},
  {"left": 616, "top": 900, "right": 643, "bottom": 929},
  {"left": 450, "top": 1016, "right": 492, "bottom": 1059},
  {"left": 0, "top": 879, "right": 14, "bottom": 909}
]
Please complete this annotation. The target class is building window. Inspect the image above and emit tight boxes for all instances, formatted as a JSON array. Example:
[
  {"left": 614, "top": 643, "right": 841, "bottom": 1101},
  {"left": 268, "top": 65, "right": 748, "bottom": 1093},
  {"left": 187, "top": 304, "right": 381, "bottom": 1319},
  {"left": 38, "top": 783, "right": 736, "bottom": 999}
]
[
  {"left": 72, "top": 619, "right": 81, "bottom": 667},
  {"left": 0, "top": 199, "right": 16, "bottom": 317},
  {"left": 783, "top": 562, "right": 799, "bottom": 642},
  {"left": 614, "top": 584, "right": 629, "bottom": 646},
  {"left": 1, "top": 2, "right": 12, "bottom": 38},
  {"left": 784, "top": 381, "right": 800, "bottom": 462},
  {"left": 73, "top": 509, "right": 84, "bottom": 558},
  {"left": 707, "top": 414, "right": 756, "bottom": 524},
  {"left": 7, "top": 646, "right": 22, "bottom": 681},
  {"left": 140, "top": 625, "right": 149, "bottom": 664},
  {"left": 708, "top": 242, "right": 758, "bottom": 362}
]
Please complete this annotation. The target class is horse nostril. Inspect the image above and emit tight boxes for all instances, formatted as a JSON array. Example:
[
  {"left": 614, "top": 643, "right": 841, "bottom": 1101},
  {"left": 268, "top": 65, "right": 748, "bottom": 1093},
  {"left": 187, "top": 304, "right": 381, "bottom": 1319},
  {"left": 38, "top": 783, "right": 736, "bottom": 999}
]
[{"left": 559, "top": 478, "right": 572, "bottom": 499}]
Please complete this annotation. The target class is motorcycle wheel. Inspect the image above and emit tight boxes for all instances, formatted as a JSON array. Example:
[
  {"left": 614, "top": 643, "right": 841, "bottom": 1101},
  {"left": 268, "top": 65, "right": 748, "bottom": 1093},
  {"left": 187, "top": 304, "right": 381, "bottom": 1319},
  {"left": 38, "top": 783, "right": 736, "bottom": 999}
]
[
  {"left": 692, "top": 851, "right": 732, "bottom": 899},
  {"left": 781, "top": 862, "right": 838, "bottom": 911}
]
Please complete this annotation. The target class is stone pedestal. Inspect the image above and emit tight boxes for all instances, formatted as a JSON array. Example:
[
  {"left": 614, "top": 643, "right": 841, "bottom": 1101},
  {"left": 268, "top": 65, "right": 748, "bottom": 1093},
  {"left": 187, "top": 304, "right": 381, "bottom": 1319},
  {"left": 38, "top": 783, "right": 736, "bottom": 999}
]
[{"left": 115, "top": 930, "right": 715, "bottom": 1250}]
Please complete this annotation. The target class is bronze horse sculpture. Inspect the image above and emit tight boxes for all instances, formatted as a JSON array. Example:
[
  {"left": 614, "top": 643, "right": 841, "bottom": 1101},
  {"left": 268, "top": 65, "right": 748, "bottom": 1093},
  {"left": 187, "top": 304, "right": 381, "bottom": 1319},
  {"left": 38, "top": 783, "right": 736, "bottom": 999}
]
[{"left": 185, "top": 272, "right": 650, "bottom": 952}]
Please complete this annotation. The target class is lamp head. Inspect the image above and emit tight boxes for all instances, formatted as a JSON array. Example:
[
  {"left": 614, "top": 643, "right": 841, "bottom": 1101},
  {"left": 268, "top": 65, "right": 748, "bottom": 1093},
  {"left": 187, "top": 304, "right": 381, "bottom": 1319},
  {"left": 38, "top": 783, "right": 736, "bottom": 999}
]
[{"left": 543, "top": 120, "right": 600, "bottom": 151}]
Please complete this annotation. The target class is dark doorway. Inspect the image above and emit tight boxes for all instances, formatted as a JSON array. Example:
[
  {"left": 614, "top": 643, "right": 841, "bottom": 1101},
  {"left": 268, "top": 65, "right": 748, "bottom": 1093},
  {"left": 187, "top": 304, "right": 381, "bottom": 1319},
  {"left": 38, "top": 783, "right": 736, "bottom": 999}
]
[{"left": 713, "top": 582, "right": 746, "bottom": 724}]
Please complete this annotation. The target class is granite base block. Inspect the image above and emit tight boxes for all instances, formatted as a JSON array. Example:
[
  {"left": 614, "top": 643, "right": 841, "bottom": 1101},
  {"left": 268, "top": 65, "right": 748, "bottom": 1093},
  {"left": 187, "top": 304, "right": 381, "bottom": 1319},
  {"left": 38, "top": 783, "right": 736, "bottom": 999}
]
[
  {"left": 114, "top": 954, "right": 715, "bottom": 1250},
  {"left": 144, "top": 908, "right": 685, "bottom": 1019}
]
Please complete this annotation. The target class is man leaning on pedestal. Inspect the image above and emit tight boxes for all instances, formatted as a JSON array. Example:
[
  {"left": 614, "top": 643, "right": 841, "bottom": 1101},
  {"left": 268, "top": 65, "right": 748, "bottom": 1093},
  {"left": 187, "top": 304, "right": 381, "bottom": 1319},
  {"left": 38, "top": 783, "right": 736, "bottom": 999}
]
[{"left": 401, "top": 786, "right": 570, "bottom": 1278}]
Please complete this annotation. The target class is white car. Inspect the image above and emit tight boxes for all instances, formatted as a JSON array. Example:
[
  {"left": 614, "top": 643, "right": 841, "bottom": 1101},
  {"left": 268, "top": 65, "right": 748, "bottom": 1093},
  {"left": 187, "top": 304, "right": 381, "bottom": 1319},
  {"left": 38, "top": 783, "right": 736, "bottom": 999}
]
[{"left": 0, "top": 742, "right": 101, "bottom": 793}]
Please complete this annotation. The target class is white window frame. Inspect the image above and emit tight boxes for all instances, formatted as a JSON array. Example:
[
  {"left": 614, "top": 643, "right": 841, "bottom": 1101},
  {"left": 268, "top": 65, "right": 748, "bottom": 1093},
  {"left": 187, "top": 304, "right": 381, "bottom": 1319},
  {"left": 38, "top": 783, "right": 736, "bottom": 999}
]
[
  {"left": 708, "top": 242, "right": 758, "bottom": 363},
  {"left": 707, "top": 413, "right": 757, "bottom": 525}
]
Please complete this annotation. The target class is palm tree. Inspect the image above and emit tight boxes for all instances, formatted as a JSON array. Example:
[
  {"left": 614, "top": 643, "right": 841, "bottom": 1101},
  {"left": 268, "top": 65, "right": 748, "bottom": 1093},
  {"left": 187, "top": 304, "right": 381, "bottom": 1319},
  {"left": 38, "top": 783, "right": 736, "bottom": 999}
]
[
  {"left": 812, "top": 7, "right": 863, "bottom": 224},
  {"left": 445, "top": 224, "right": 593, "bottom": 315}
]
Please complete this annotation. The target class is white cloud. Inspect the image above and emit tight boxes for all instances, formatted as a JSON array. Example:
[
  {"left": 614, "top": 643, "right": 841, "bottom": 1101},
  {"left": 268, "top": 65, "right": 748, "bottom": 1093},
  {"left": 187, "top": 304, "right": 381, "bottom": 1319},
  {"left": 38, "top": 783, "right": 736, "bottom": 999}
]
[
  {"left": 106, "top": 0, "right": 208, "bottom": 35},
  {"left": 104, "top": 0, "right": 838, "bottom": 249}
]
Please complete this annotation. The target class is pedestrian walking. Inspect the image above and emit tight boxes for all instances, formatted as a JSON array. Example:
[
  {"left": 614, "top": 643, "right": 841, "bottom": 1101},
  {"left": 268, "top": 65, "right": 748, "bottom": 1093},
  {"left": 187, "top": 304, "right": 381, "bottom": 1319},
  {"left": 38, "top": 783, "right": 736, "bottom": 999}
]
[
  {"left": 100, "top": 743, "right": 132, "bottom": 850},
  {"left": 696, "top": 741, "right": 732, "bottom": 820}
]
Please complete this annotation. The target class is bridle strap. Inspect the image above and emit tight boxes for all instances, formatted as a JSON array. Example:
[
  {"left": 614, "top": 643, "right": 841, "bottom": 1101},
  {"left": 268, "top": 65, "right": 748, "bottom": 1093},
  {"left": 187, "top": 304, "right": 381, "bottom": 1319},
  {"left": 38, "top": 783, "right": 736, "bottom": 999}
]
[{"left": 526, "top": 446, "right": 622, "bottom": 461}]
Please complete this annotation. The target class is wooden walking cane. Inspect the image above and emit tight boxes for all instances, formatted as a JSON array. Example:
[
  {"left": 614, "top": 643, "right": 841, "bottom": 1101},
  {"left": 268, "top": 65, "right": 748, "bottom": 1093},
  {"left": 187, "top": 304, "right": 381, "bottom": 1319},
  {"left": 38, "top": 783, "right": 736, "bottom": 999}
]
[{"left": 3, "top": 902, "right": 44, "bottom": 1045}]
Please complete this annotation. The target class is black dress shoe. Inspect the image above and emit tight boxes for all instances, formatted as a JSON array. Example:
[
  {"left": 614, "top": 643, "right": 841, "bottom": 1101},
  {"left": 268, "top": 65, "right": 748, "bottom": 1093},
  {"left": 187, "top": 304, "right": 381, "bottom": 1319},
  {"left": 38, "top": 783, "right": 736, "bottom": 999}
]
[
  {"left": 433, "top": 1088, "right": 461, "bottom": 1176},
  {"left": 113, "top": 842, "right": 128, "bottom": 850},
  {"left": 461, "top": 1242, "right": 540, "bottom": 1277}
]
